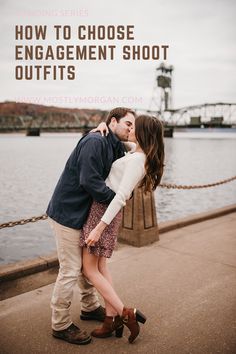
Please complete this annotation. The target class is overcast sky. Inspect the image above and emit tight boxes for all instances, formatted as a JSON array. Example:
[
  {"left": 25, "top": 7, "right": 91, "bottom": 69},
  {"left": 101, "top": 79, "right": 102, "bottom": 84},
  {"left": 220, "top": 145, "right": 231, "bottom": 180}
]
[{"left": 0, "top": 0, "right": 235, "bottom": 111}]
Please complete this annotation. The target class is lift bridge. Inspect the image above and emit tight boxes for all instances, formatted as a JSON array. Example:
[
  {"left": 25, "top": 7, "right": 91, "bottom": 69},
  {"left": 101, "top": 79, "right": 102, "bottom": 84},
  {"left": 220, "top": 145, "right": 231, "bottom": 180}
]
[
  {"left": 142, "top": 102, "right": 236, "bottom": 130},
  {"left": 144, "top": 63, "right": 236, "bottom": 135}
]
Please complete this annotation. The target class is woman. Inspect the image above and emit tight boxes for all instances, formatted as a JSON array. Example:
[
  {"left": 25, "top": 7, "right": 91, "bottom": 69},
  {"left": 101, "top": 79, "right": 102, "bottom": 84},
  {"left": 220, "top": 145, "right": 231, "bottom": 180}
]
[{"left": 80, "top": 115, "right": 165, "bottom": 343}]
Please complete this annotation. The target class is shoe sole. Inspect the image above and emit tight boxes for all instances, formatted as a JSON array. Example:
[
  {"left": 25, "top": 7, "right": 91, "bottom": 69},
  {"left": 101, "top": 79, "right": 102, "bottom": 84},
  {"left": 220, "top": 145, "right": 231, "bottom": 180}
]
[
  {"left": 91, "top": 333, "right": 113, "bottom": 338},
  {"left": 80, "top": 315, "right": 104, "bottom": 322},
  {"left": 52, "top": 333, "right": 92, "bottom": 345}
]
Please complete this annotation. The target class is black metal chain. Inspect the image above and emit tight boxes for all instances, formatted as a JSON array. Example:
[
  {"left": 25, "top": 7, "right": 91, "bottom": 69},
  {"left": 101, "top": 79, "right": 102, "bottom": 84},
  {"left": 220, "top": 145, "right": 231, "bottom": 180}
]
[{"left": 1, "top": 175, "right": 236, "bottom": 230}]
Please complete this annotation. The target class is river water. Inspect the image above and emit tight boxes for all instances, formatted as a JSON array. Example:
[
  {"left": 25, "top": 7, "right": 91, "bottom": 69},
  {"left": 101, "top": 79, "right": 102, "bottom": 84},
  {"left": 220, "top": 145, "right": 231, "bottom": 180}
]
[{"left": 0, "top": 132, "right": 236, "bottom": 265}]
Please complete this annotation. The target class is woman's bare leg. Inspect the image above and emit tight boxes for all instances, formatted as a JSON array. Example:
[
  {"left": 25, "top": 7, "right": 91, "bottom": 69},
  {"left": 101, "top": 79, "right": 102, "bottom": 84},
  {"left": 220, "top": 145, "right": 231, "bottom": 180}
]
[
  {"left": 98, "top": 256, "right": 117, "bottom": 317},
  {"left": 82, "top": 247, "right": 123, "bottom": 316}
]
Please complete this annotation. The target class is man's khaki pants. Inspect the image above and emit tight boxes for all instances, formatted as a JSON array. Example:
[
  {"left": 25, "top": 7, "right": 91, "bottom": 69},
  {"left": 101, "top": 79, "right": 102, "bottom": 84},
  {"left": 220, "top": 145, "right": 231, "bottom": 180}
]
[{"left": 49, "top": 218, "right": 100, "bottom": 331}]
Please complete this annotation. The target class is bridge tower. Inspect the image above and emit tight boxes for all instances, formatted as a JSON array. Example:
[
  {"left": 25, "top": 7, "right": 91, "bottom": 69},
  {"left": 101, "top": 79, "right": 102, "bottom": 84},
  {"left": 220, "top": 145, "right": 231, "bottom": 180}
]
[{"left": 149, "top": 63, "right": 174, "bottom": 116}]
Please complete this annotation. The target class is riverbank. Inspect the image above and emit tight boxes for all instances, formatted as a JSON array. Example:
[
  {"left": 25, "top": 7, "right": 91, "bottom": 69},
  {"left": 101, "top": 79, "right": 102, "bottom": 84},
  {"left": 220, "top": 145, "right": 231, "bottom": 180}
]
[{"left": 0, "top": 207, "right": 236, "bottom": 353}]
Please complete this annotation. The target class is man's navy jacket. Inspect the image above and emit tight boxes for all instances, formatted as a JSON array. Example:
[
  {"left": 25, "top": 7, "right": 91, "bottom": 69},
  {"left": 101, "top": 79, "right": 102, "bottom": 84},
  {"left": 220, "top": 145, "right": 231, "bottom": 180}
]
[{"left": 46, "top": 131, "right": 125, "bottom": 229}]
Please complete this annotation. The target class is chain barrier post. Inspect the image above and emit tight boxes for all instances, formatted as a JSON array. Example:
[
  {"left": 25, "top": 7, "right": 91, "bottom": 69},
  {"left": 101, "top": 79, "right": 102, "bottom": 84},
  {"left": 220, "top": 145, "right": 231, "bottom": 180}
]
[{"left": 118, "top": 187, "right": 159, "bottom": 247}]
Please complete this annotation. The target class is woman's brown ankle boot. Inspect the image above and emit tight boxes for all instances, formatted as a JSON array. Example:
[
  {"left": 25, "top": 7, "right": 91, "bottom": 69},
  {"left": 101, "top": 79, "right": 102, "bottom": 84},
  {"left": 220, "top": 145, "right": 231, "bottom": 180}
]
[
  {"left": 122, "top": 307, "right": 147, "bottom": 343},
  {"left": 91, "top": 315, "right": 124, "bottom": 338}
]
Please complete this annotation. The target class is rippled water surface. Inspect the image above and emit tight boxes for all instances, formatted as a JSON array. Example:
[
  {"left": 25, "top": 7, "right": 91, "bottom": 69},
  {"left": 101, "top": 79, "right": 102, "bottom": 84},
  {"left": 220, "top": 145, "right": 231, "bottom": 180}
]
[{"left": 0, "top": 132, "right": 236, "bottom": 264}]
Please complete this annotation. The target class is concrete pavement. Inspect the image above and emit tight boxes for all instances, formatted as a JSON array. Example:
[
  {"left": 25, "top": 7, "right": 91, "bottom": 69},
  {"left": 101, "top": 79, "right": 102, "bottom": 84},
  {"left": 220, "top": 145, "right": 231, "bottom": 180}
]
[{"left": 0, "top": 212, "right": 236, "bottom": 353}]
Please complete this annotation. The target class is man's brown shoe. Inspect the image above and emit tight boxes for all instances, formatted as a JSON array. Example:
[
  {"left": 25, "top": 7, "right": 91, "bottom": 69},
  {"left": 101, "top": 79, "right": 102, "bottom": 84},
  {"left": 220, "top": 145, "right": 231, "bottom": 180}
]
[
  {"left": 52, "top": 323, "right": 91, "bottom": 345},
  {"left": 80, "top": 305, "right": 105, "bottom": 322}
]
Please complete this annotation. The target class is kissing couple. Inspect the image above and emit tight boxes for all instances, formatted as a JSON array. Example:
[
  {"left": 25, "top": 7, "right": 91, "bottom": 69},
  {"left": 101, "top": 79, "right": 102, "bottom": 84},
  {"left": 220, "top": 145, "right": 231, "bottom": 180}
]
[{"left": 47, "top": 107, "right": 165, "bottom": 345}]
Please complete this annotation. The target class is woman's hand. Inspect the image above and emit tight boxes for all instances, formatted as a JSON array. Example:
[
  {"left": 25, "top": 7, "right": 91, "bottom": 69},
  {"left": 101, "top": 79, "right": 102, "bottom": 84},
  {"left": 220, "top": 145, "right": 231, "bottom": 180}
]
[
  {"left": 90, "top": 122, "right": 109, "bottom": 136},
  {"left": 86, "top": 228, "right": 102, "bottom": 246},
  {"left": 85, "top": 221, "right": 107, "bottom": 247}
]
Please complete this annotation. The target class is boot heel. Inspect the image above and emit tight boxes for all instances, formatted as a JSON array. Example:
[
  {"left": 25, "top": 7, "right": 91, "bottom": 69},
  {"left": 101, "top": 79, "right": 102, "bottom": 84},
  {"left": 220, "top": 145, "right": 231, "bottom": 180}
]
[
  {"left": 135, "top": 309, "right": 147, "bottom": 324},
  {"left": 115, "top": 325, "right": 124, "bottom": 338}
]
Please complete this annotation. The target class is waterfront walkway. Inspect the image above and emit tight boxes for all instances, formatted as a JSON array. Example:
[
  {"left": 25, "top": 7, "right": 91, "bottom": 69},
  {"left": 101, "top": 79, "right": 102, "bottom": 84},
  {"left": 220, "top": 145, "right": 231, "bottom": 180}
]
[{"left": 0, "top": 212, "right": 236, "bottom": 354}]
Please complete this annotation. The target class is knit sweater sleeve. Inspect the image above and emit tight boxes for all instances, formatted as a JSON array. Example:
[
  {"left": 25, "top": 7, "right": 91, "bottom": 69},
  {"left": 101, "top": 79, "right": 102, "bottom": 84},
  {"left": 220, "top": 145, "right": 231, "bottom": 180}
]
[{"left": 101, "top": 153, "right": 145, "bottom": 225}]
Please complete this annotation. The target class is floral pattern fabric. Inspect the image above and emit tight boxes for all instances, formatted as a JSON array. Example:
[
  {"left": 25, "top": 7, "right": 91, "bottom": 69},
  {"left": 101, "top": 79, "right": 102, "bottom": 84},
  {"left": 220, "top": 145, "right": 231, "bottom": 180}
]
[{"left": 80, "top": 201, "right": 122, "bottom": 258}]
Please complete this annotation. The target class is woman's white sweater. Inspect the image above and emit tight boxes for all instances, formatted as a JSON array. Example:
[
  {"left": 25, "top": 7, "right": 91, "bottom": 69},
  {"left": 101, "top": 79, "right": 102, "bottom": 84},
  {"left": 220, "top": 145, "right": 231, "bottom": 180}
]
[{"left": 101, "top": 151, "right": 146, "bottom": 225}]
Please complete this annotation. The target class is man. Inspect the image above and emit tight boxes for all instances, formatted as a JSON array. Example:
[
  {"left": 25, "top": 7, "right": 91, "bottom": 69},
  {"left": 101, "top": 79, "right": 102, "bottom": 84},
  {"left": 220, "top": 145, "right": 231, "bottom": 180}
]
[{"left": 47, "top": 107, "right": 135, "bottom": 345}]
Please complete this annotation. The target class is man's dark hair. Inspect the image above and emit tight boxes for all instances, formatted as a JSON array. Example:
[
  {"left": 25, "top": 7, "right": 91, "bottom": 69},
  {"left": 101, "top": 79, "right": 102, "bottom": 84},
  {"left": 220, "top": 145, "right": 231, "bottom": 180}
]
[{"left": 106, "top": 107, "right": 136, "bottom": 125}]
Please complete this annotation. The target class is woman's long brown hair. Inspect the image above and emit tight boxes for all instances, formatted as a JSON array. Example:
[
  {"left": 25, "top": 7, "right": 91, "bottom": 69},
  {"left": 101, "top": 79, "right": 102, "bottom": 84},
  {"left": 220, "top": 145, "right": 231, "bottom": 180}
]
[{"left": 135, "top": 115, "right": 165, "bottom": 192}]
